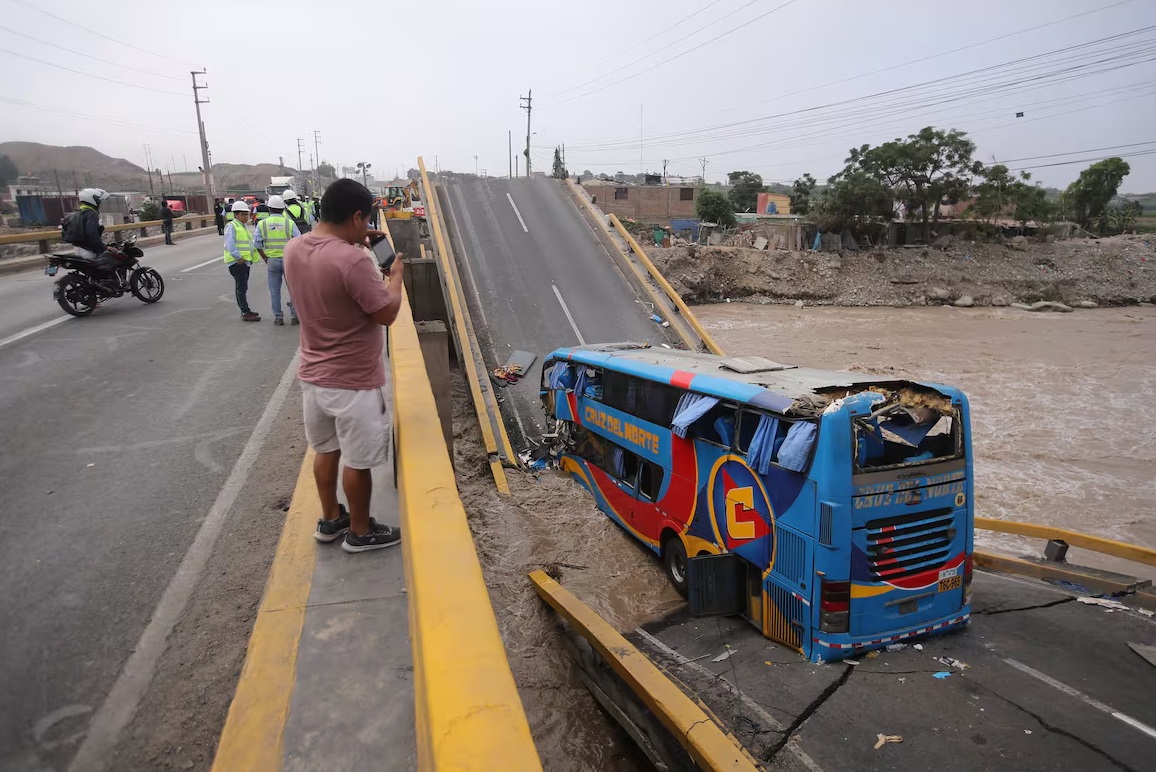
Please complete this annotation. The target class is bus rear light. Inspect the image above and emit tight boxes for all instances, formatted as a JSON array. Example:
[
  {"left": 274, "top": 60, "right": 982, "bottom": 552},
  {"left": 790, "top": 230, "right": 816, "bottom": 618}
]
[{"left": 819, "top": 579, "right": 850, "bottom": 633}]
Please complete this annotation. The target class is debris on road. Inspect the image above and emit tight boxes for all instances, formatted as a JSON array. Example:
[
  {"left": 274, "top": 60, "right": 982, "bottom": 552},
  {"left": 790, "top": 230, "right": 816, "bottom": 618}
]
[
  {"left": 874, "top": 733, "right": 903, "bottom": 749},
  {"left": 1128, "top": 643, "right": 1156, "bottom": 668},
  {"left": 712, "top": 646, "right": 736, "bottom": 663},
  {"left": 1077, "top": 597, "right": 1130, "bottom": 611},
  {"left": 913, "top": 643, "right": 924, "bottom": 651},
  {"left": 886, "top": 643, "right": 908, "bottom": 652},
  {"left": 932, "top": 671, "right": 952, "bottom": 679},
  {"left": 936, "top": 656, "right": 970, "bottom": 670}
]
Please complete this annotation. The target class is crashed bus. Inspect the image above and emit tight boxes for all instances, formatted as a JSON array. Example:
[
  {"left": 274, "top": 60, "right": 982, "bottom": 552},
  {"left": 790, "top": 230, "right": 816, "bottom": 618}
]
[{"left": 541, "top": 343, "right": 974, "bottom": 662}]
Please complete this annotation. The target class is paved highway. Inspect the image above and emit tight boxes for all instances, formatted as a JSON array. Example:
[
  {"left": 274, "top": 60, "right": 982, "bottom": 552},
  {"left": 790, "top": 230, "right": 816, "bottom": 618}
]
[
  {"left": 440, "top": 176, "right": 675, "bottom": 446},
  {"left": 0, "top": 234, "right": 304, "bottom": 771}
]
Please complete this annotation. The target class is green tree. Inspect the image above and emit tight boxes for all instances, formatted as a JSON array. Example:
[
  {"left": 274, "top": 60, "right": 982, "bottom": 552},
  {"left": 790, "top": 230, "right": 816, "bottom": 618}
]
[
  {"left": 1064, "top": 157, "right": 1131, "bottom": 232},
  {"left": 1104, "top": 199, "right": 1142, "bottom": 234},
  {"left": 726, "top": 170, "right": 764, "bottom": 212},
  {"left": 138, "top": 199, "right": 159, "bottom": 221},
  {"left": 843, "top": 126, "right": 978, "bottom": 241},
  {"left": 790, "top": 173, "right": 817, "bottom": 215},
  {"left": 0, "top": 154, "right": 18, "bottom": 185},
  {"left": 552, "top": 146, "right": 566, "bottom": 179},
  {"left": 811, "top": 170, "right": 893, "bottom": 233},
  {"left": 695, "top": 187, "right": 736, "bottom": 227}
]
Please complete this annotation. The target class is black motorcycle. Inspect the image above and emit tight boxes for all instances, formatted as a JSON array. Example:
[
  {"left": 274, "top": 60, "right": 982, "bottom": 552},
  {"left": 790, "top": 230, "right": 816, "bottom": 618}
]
[{"left": 45, "top": 234, "right": 165, "bottom": 317}]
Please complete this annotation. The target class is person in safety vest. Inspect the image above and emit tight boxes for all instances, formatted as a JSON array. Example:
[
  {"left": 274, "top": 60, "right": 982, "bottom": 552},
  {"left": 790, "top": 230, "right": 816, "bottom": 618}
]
[
  {"left": 223, "top": 200, "right": 261, "bottom": 322},
  {"left": 282, "top": 189, "right": 312, "bottom": 234},
  {"left": 255, "top": 195, "right": 301, "bottom": 326}
]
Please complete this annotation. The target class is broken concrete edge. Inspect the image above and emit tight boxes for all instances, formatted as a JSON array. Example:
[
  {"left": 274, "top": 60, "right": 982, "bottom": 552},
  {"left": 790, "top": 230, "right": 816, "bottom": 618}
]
[
  {"left": 974, "top": 550, "right": 1153, "bottom": 600},
  {"left": 0, "top": 228, "right": 220, "bottom": 277}
]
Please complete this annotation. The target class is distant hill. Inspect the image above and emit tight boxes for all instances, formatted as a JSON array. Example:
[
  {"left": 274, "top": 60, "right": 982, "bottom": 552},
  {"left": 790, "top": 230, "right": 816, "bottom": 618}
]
[{"left": 0, "top": 141, "right": 294, "bottom": 194}]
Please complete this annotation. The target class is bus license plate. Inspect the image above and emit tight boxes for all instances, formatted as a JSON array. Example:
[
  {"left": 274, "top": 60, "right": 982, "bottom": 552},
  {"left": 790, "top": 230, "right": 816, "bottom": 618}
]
[
  {"left": 939, "top": 575, "right": 963, "bottom": 592},
  {"left": 45, "top": 265, "right": 58, "bottom": 276}
]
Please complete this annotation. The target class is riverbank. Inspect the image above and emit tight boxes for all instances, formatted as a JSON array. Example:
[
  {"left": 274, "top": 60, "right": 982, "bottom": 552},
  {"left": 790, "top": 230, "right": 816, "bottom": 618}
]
[{"left": 650, "top": 234, "right": 1156, "bottom": 308}]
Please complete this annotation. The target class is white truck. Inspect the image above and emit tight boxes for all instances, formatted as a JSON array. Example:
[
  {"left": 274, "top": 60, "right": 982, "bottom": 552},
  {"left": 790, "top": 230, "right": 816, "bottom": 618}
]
[{"left": 266, "top": 176, "right": 296, "bottom": 198}]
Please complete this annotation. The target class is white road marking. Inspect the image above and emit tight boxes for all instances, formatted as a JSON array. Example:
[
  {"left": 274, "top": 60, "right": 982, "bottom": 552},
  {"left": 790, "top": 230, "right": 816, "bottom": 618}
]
[
  {"left": 1003, "top": 657, "right": 1156, "bottom": 742},
  {"left": 506, "top": 192, "right": 529, "bottom": 232},
  {"left": 0, "top": 315, "right": 70, "bottom": 351},
  {"left": 551, "top": 283, "right": 586, "bottom": 345},
  {"left": 68, "top": 352, "right": 301, "bottom": 772},
  {"left": 445, "top": 186, "right": 489, "bottom": 329},
  {"left": 179, "top": 256, "right": 220, "bottom": 273}
]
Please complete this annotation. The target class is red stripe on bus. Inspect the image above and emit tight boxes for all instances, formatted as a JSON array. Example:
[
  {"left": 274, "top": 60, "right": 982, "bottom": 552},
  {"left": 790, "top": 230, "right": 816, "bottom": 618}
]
[{"left": 670, "top": 370, "right": 694, "bottom": 390}]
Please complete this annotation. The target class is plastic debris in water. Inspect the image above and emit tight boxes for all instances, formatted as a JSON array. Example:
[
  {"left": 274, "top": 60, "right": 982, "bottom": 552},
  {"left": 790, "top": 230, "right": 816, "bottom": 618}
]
[
  {"left": 874, "top": 733, "right": 903, "bottom": 749},
  {"left": 932, "top": 671, "right": 952, "bottom": 679}
]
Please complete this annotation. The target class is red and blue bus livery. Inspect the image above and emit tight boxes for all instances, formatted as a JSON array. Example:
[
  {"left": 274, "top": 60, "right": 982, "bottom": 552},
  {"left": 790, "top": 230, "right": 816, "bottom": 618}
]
[{"left": 541, "top": 343, "right": 974, "bottom": 662}]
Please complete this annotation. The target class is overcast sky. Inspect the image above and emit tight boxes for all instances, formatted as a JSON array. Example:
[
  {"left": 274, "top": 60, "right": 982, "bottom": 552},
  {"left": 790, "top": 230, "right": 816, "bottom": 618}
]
[{"left": 1, "top": 0, "right": 1154, "bottom": 190}]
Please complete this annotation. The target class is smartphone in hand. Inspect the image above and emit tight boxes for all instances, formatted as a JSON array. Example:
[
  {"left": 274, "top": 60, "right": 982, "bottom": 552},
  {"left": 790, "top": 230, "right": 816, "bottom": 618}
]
[{"left": 371, "top": 238, "right": 397, "bottom": 274}]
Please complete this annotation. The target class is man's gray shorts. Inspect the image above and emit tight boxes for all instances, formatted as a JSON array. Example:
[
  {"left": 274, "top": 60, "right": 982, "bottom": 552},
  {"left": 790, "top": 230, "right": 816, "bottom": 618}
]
[{"left": 301, "top": 382, "right": 392, "bottom": 470}]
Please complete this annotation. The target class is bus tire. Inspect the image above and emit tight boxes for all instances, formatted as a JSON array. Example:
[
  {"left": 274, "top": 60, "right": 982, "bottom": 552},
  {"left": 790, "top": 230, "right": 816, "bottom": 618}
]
[{"left": 663, "top": 536, "right": 689, "bottom": 598}]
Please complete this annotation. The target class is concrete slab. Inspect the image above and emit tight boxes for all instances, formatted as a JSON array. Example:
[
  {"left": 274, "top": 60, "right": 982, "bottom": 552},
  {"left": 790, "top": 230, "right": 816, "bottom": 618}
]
[{"left": 633, "top": 569, "right": 1156, "bottom": 771}]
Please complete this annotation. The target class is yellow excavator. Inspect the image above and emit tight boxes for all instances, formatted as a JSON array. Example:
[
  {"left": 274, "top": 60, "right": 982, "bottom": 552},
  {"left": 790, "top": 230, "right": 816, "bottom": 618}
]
[{"left": 379, "top": 180, "right": 423, "bottom": 220}]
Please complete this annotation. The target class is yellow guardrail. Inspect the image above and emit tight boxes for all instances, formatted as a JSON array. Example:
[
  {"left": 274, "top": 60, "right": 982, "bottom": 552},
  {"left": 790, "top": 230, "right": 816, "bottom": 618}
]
[
  {"left": 0, "top": 214, "right": 217, "bottom": 247},
  {"left": 608, "top": 213, "right": 723, "bottom": 355},
  {"left": 392, "top": 287, "right": 541, "bottom": 770},
  {"left": 975, "top": 517, "right": 1156, "bottom": 568},
  {"left": 417, "top": 156, "right": 514, "bottom": 494},
  {"left": 529, "top": 570, "right": 759, "bottom": 771}
]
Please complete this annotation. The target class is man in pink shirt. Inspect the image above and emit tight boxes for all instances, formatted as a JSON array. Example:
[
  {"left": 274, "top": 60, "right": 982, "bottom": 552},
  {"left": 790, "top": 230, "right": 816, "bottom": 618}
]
[{"left": 284, "top": 179, "right": 406, "bottom": 553}]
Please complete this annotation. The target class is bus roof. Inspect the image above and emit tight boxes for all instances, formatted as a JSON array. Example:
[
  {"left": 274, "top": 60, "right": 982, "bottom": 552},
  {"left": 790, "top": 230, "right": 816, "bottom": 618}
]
[{"left": 550, "top": 343, "right": 961, "bottom": 416}]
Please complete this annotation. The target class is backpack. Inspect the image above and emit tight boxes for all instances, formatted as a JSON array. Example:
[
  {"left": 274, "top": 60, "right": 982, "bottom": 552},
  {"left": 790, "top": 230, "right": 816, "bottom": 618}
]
[
  {"left": 286, "top": 202, "right": 311, "bottom": 233},
  {"left": 61, "top": 210, "right": 82, "bottom": 244}
]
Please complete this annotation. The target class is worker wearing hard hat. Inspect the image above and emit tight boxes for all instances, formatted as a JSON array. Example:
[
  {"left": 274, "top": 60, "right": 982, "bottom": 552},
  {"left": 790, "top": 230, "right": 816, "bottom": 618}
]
[
  {"left": 223, "top": 200, "right": 261, "bottom": 322},
  {"left": 283, "top": 190, "right": 312, "bottom": 234},
  {"left": 255, "top": 195, "right": 301, "bottom": 326}
]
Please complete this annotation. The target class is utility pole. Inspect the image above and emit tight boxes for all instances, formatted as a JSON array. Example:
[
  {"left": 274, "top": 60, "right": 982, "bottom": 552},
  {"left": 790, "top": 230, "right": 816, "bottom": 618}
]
[
  {"left": 313, "top": 130, "right": 322, "bottom": 193},
  {"left": 190, "top": 71, "right": 215, "bottom": 200},
  {"left": 520, "top": 90, "right": 532, "bottom": 177},
  {"left": 699, "top": 157, "right": 708, "bottom": 184},
  {"left": 562, "top": 143, "right": 566, "bottom": 176},
  {"left": 297, "top": 138, "right": 305, "bottom": 176},
  {"left": 663, "top": 159, "right": 668, "bottom": 184},
  {"left": 508, "top": 130, "right": 512, "bottom": 179},
  {"left": 143, "top": 144, "right": 154, "bottom": 194},
  {"left": 474, "top": 155, "right": 479, "bottom": 177},
  {"left": 183, "top": 154, "right": 187, "bottom": 171},
  {"left": 640, "top": 103, "right": 644, "bottom": 177},
  {"left": 53, "top": 168, "right": 62, "bottom": 198}
]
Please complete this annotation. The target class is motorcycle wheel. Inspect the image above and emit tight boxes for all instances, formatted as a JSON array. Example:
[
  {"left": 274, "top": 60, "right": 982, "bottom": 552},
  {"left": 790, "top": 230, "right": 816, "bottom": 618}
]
[
  {"left": 56, "top": 276, "right": 98, "bottom": 317},
  {"left": 130, "top": 267, "right": 165, "bottom": 303}
]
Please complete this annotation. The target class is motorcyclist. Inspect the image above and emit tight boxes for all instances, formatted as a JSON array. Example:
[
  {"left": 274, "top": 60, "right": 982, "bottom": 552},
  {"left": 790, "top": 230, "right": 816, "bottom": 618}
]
[{"left": 63, "top": 188, "right": 122, "bottom": 286}]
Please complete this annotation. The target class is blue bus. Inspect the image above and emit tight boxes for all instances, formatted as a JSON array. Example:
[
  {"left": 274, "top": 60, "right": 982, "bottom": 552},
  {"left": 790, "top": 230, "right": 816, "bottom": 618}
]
[{"left": 541, "top": 343, "right": 973, "bottom": 662}]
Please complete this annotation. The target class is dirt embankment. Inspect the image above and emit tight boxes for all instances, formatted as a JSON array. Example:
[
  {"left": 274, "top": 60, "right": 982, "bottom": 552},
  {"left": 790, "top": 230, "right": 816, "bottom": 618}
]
[{"left": 649, "top": 235, "right": 1156, "bottom": 308}]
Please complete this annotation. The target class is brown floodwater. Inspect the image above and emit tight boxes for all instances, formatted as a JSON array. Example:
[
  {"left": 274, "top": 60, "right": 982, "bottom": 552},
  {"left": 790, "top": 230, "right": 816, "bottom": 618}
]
[{"left": 694, "top": 302, "right": 1156, "bottom": 555}]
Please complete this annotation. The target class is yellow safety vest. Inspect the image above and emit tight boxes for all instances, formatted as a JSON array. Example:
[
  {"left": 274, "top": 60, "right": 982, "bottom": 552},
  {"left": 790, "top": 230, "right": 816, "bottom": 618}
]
[
  {"left": 258, "top": 213, "right": 295, "bottom": 259},
  {"left": 223, "top": 220, "right": 257, "bottom": 264}
]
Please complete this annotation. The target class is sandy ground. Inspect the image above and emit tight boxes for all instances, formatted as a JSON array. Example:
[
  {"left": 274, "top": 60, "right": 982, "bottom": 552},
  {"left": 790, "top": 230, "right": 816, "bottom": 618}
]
[
  {"left": 693, "top": 302, "right": 1156, "bottom": 557},
  {"left": 650, "top": 234, "right": 1156, "bottom": 308}
]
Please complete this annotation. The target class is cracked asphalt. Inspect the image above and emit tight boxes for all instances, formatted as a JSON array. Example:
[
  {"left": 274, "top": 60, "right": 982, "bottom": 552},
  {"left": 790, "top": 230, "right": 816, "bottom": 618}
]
[{"left": 632, "top": 571, "right": 1156, "bottom": 771}]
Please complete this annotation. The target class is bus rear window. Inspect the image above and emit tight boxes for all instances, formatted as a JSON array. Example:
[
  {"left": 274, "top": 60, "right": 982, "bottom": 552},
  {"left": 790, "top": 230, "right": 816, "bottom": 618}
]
[{"left": 855, "top": 405, "right": 959, "bottom": 470}]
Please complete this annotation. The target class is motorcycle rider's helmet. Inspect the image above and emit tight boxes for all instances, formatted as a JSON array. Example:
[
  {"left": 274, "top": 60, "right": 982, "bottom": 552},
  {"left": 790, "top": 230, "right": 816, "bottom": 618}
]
[
  {"left": 231, "top": 200, "right": 251, "bottom": 212},
  {"left": 79, "top": 188, "right": 109, "bottom": 207},
  {"left": 267, "top": 195, "right": 285, "bottom": 210},
  {"left": 283, "top": 189, "right": 299, "bottom": 202}
]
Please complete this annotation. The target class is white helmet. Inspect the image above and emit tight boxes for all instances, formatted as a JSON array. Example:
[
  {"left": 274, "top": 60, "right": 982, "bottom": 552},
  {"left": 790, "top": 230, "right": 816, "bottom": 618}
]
[
  {"left": 231, "top": 200, "right": 250, "bottom": 213},
  {"left": 283, "top": 189, "right": 299, "bottom": 201},
  {"left": 79, "top": 188, "right": 109, "bottom": 207},
  {"left": 267, "top": 195, "right": 285, "bottom": 209}
]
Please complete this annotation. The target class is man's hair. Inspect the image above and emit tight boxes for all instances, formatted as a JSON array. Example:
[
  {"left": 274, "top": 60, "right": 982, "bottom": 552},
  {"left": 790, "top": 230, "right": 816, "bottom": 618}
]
[{"left": 321, "top": 179, "right": 374, "bottom": 224}]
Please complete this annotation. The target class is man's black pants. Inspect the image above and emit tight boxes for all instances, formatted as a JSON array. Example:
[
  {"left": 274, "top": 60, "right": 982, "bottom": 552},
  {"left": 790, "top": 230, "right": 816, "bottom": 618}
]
[{"left": 228, "top": 261, "right": 251, "bottom": 314}]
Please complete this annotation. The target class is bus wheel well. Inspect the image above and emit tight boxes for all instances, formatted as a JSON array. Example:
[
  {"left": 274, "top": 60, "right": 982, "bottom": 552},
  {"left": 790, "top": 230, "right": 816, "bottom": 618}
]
[
  {"left": 659, "top": 529, "right": 680, "bottom": 555},
  {"left": 697, "top": 551, "right": 711, "bottom": 557}
]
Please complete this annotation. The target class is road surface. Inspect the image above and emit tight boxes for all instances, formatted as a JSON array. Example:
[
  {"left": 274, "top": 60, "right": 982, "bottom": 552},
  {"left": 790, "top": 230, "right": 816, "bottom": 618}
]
[
  {"left": 439, "top": 176, "right": 674, "bottom": 447},
  {"left": 0, "top": 234, "right": 304, "bottom": 771}
]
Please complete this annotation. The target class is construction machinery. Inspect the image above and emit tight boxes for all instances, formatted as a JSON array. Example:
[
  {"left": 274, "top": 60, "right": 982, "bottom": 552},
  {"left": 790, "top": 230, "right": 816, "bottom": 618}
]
[{"left": 379, "top": 180, "right": 424, "bottom": 220}]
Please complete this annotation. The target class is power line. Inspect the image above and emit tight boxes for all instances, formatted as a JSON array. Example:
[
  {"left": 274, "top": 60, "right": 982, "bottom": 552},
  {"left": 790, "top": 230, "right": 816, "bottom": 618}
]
[
  {"left": 0, "top": 46, "right": 185, "bottom": 95},
  {"left": 546, "top": 0, "right": 801, "bottom": 107},
  {"left": 998, "top": 140, "right": 1156, "bottom": 165},
  {"left": 685, "top": 0, "right": 1137, "bottom": 123},
  {"left": 548, "top": 0, "right": 732, "bottom": 97},
  {"left": 1008, "top": 148, "right": 1156, "bottom": 171},
  {"left": 0, "top": 22, "right": 184, "bottom": 80},
  {"left": 0, "top": 95, "right": 196, "bottom": 136},
  {"left": 5, "top": 0, "right": 197, "bottom": 68}
]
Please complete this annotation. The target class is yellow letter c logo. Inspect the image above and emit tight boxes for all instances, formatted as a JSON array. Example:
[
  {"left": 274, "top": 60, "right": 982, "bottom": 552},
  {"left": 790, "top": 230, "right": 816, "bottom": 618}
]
[{"left": 726, "top": 487, "right": 757, "bottom": 541}]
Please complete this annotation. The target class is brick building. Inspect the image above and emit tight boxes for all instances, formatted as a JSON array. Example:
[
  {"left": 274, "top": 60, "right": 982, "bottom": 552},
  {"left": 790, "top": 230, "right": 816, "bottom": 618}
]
[{"left": 581, "top": 182, "right": 699, "bottom": 223}]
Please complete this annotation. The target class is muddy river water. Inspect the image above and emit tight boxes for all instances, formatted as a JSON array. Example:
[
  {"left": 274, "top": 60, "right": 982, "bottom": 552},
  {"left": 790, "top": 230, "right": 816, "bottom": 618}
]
[{"left": 457, "top": 304, "right": 1156, "bottom": 771}]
